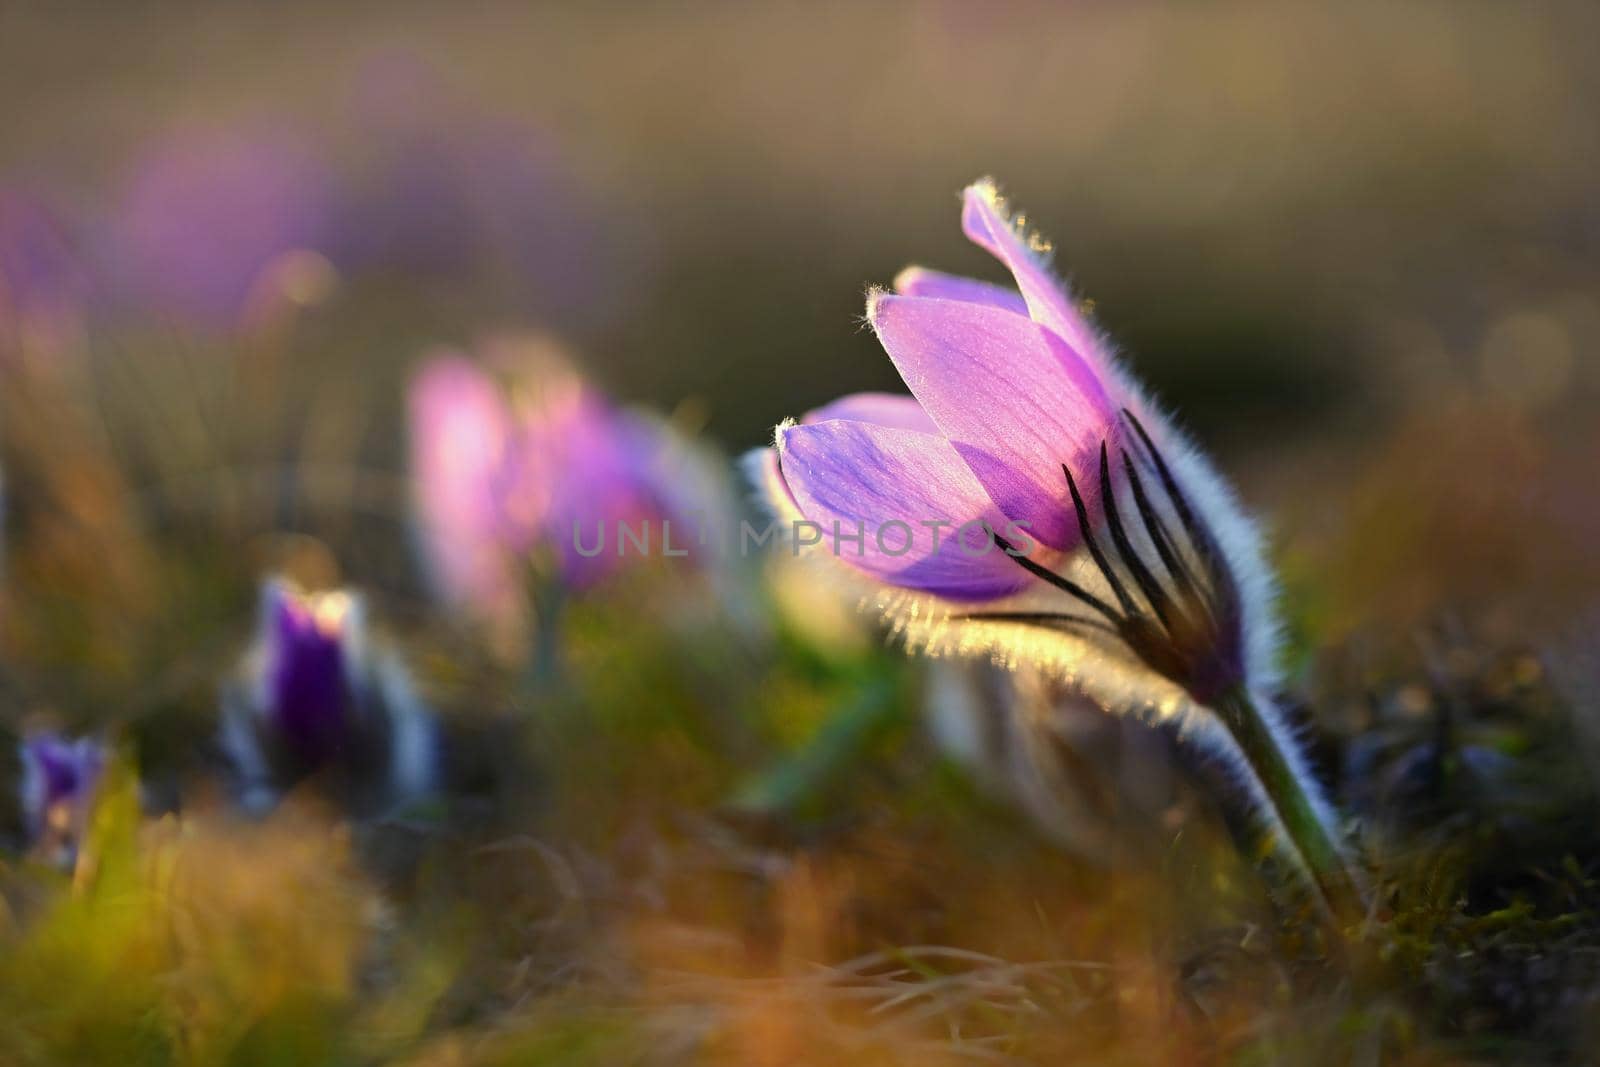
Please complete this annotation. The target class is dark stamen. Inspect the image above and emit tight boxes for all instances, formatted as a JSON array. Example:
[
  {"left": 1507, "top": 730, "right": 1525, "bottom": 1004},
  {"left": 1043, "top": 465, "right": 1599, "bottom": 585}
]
[
  {"left": 989, "top": 528, "right": 1123, "bottom": 626},
  {"left": 1120, "top": 448, "right": 1213, "bottom": 626},
  {"left": 1120, "top": 408, "right": 1241, "bottom": 621},
  {"left": 1120, "top": 409, "right": 1217, "bottom": 569},
  {"left": 1098, "top": 443, "right": 1183, "bottom": 634},
  {"left": 1061, "top": 461, "right": 1139, "bottom": 619}
]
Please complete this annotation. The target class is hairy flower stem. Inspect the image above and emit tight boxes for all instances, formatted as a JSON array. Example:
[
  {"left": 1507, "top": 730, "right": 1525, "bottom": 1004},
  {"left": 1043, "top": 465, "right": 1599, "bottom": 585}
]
[{"left": 1212, "top": 686, "right": 1368, "bottom": 932}]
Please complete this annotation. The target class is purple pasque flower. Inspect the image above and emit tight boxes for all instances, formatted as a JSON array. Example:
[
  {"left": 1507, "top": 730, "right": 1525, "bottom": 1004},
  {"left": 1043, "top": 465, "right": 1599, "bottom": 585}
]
[
  {"left": 409, "top": 341, "right": 713, "bottom": 615},
  {"left": 221, "top": 578, "right": 437, "bottom": 815},
  {"left": 103, "top": 124, "right": 336, "bottom": 328},
  {"left": 261, "top": 579, "right": 355, "bottom": 765},
  {"left": 753, "top": 181, "right": 1364, "bottom": 918},
  {"left": 756, "top": 179, "right": 1277, "bottom": 714},
  {"left": 18, "top": 732, "right": 106, "bottom": 862}
]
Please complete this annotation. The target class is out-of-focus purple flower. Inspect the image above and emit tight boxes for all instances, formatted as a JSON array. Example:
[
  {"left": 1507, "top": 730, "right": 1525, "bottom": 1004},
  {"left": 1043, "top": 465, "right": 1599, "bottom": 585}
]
[
  {"left": 18, "top": 732, "right": 106, "bottom": 863},
  {"left": 103, "top": 124, "right": 336, "bottom": 327},
  {"left": 409, "top": 341, "right": 713, "bottom": 618},
  {"left": 335, "top": 50, "right": 624, "bottom": 327},
  {"left": 222, "top": 578, "right": 437, "bottom": 815},
  {"left": 261, "top": 579, "right": 353, "bottom": 766},
  {"left": 0, "top": 188, "right": 91, "bottom": 355},
  {"left": 407, "top": 356, "right": 527, "bottom": 621}
]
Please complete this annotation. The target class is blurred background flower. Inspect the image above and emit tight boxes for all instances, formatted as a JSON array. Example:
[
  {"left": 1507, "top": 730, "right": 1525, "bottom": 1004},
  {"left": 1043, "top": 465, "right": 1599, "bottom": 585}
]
[
  {"left": 220, "top": 578, "right": 438, "bottom": 816},
  {"left": 409, "top": 336, "right": 741, "bottom": 639},
  {"left": 100, "top": 123, "right": 338, "bottom": 329},
  {"left": 16, "top": 731, "right": 106, "bottom": 867}
]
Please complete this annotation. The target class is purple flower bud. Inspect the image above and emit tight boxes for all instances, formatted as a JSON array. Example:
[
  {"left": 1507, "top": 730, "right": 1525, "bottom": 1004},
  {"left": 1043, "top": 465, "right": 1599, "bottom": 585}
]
[
  {"left": 223, "top": 579, "right": 437, "bottom": 815},
  {"left": 260, "top": 580, "right": 355, "bottom": 767},
  {"left": 18, "top": 733, "right": 105, "bottom": 858}
]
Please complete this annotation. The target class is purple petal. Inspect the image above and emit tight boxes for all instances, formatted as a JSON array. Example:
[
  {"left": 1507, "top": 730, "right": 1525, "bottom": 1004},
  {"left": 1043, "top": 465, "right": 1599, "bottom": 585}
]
[
  {"left": 409, "top": 357, "right": 531, "bottom": 612},
  {"left": 18, "top": 734, "right": 105, "bottom": 841},
  {"left": 524, "top": 386, "right": 659, "bottom": 589},
  {"left": 961, "top": 181, "right": 1102, "bottom": 365},
  {"left": 263, "top": 584, "right": 351, "bottom": 765},
  {"left": 803, "top": 391, "right": 937, "bottom": 433},
  {"left": 777, "top": 419, "right": 1028, "bottom": 600},
  {"left": 614, "top": 412, "right": 731, "bottom": 569},
  {"left": 892, "top": 266, "right": 1028, "bottom": 316},
  {"left": 868, "top": 293, "right": 1115, "bottom": 551}
]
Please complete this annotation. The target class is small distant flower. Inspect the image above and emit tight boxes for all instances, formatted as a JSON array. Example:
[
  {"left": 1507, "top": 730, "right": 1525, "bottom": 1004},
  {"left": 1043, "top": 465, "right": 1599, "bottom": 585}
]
[
  {"left": 335, "top": 49, "right": 629, "bottom": 329},
  {"left": 408, "top": 339, "right": 721, "bottom": 620},
  {"left": 221, "top": 578, "right": 437, "bottom": 815},
  {"left": 0, "top": 188, "right": 90, "bottom": 358},
  {"left": 18, "top": 732, "right": 106, "bottom": 865},
  {"left": 752, "top": 180, "right": 1364, "bottom": 920},
  {"left": 103, "top": 124, "right": 336, "bottom": 327}
]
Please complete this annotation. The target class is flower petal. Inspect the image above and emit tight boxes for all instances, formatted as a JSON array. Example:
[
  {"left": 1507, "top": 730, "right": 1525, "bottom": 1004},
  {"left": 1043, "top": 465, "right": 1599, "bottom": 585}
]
[
  {"left": 777, "top": 418, "right": 1027, "bottom": 600},
  {"left": 746, "top": 440, "right": 804, "bottom": 524},
  {"left": 803, "top": 390, "right": 937, "bottom": 433},
  {"left": 961, "top": 181, "right": 1101, "bottom": 364},
  {"left": 892, "top": 266, "right": 1028, "bottom": 316},
  {"left": 262, "top": 582, "right": 350, "bottom": 764},
  {"left": 407, "top": 356, "right": 523, "bottom": 613},
  {"left": 868, "top": 293, "right": 1115, "bottom": 550}
]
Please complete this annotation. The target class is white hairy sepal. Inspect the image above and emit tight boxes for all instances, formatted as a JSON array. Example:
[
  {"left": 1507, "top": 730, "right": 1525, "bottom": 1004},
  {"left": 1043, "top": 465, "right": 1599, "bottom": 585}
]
[
  {"left": 967, "top": 179, "right": 1283, "bottom": 694},
  {"left": 746, "top": 430, "right": 1335, "bottom": 865}
]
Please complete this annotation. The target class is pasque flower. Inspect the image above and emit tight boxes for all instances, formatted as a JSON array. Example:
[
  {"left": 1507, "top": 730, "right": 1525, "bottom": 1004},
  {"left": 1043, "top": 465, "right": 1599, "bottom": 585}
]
[
  {"left": 220, "top": 578, "right": 437, "bottom": 815},
  {"left": 409, "top": 339, "right": 726, "bottom": 618},
  {"left": 18, "top": 732, "right": 106, "bottom": 865},
  {"left": 754, "top": 180, "right": 1365, "bottom": 923}
]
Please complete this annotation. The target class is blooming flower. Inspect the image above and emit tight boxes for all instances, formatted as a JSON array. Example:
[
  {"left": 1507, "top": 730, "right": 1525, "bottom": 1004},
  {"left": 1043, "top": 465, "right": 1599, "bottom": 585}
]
[
  {"left": 18, "top": 732, "right": 106, "bottom": 865},
  {"left": 221, "top": 578, "right": 437, "bottom": 815},
  {"left": 408, "top": 339, "right": 725, "bottom": 620},
  {"left": 752, "top": 180, "right": 1363, "bottom": 920}
]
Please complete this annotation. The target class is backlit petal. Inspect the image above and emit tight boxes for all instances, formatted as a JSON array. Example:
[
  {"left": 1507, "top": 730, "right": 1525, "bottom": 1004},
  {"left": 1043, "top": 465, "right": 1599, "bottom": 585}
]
[
  {"left": 868, "top": 293, "right": 1115, "bottom": 550},
  {"left": 776, "top": 418, "right": 1026, "bottom": 600}
]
